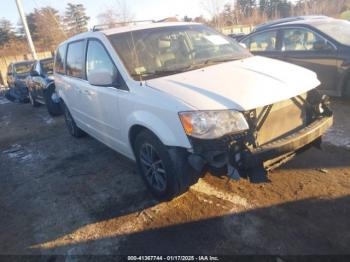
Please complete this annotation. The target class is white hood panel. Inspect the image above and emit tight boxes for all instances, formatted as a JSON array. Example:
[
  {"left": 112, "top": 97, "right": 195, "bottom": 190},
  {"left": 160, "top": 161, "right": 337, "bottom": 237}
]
[{"left": 146, "top": 56, "right": 320, "bottom": 111}]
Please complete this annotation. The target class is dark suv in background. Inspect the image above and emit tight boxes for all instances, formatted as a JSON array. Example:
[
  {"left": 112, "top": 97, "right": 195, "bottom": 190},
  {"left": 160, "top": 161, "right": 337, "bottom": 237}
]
[
  {"left": 26, "top": 58, "right": 62, "bottom": 116},
  {"left": 6, "top": 60, "right": 34, "bottom": 102},
  {"left": 240, "top": 17, "right": 350, "bottom": 98}
]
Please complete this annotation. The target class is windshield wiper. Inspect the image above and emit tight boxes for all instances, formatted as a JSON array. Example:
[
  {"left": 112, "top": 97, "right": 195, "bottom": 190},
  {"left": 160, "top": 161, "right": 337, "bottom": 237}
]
[
  {"left": 131, "top": 68, "right": 193, "bottom": 79},
  {"left": 204, "top": 57, "right": 242, "bottom": 65}
]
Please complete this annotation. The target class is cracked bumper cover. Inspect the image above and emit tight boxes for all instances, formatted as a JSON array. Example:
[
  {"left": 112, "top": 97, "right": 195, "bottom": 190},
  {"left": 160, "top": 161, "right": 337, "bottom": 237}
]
[{"left": 188, "top": 115, "right": 333, "bottom": 172}]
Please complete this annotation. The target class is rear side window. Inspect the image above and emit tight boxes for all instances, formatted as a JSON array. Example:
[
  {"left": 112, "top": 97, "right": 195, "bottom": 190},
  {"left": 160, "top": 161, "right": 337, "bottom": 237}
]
[
  {"left": 244, "top": 30, "right": 277, "bottom": 52},
  {"left": 55, "top": 45, "right": 66, "bottom": 74},
  {"left": 66, "top": 41, "right": 85, "bottom": 79}
]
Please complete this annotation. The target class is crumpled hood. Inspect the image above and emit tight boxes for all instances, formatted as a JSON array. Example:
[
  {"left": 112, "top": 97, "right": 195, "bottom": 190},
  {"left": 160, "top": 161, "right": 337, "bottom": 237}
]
[{"left": 146, "top": 56, "right": 320, "bottom": 111}]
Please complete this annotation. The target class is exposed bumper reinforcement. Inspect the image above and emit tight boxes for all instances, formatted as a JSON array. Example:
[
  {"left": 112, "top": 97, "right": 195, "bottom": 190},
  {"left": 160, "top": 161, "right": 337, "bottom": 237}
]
[{"left": 244, "top": 116, "right": 333, "bottom": 168}]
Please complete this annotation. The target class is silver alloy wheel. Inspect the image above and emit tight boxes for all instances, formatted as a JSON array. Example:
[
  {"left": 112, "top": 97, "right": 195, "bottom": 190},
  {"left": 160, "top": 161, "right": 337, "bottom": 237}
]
[{"left": 140, "top": 143, "right": 167, "bottom": 192}]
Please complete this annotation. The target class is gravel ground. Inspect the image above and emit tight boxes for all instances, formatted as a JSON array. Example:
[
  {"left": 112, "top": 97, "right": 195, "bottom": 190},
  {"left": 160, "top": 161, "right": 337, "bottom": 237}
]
[{"left": 0, "top": 95, "right": 349, "bottom": 255}]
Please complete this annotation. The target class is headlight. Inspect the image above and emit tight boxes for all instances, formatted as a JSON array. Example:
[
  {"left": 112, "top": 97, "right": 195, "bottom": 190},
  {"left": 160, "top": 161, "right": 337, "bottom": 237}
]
[
  {"left": 179, "top": 110, "right": 249, "bottom": 139},
  {"left": 48, "top": 75, "right": 55, "bottom": 81}
]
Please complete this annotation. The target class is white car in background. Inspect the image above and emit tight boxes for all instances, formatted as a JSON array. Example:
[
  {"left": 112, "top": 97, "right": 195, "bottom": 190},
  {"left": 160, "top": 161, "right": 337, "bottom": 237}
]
[{"left": 54, "top": 22, "right": 333, "bottom": 200}]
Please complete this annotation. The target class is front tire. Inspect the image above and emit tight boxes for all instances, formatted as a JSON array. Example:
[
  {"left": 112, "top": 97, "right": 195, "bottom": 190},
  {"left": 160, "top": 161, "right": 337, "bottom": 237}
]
[
  {"left": 44, "top": 84, "right": 62, "bottom": 116},
  {"left": 134, "top": 130, "right": 198, "bottom": 200},
  {"left": 62, "top": 101, "right": 85, "bottom": 138}
]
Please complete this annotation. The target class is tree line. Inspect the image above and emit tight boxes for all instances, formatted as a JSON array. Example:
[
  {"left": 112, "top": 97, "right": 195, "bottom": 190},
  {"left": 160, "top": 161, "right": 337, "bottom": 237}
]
[
  {"left": 0, "top": 3, "right": 89, "bottom": 56},
  {"left": 0, "top": 0, "right": 349, "bottom": 57},
  {"left": 196, "top": 0, "right": 350, "bottom": 28}
]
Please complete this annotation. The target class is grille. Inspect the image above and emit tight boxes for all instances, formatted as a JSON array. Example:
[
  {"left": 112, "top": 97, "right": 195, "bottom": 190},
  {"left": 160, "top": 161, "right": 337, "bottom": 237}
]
[{"left": 255, "top": 94, "right": 308, "bottom": 146}]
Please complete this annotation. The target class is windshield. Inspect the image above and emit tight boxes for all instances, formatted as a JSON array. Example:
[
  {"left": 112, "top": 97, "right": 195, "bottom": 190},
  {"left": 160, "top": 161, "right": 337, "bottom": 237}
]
[
  {"left": 41, "top": 59, "right": 54, "bottom": 75},
  {"left": 314, "top": 20, "right": 350, "bottom": 46},
  {"left": 108, "top": 24, "right": 251, "bottom": 80},
  {"left": 14, "top": 63, "right": 33, "bottom": 74}
]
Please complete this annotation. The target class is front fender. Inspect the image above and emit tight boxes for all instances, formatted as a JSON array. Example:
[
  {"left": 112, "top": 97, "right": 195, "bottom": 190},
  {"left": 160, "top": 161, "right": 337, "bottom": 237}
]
[
  {"left": 126, "top": 110, "right": 192, "bottom": 150},
  {"left": 56, "top": 88, "right": 68, "bottom": 107}
]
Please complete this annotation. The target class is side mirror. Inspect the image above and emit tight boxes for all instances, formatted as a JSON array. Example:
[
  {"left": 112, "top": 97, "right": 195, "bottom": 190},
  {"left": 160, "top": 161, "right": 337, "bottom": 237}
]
[
  {"left": 314, "top": 40, "right": 331, "bottom": 51},
  {"left": 30, "top": 70, "right": 40, "bottom": 77},
  {"left": 88, "top": 69, "right": 116, "bottom": 86},
  {"left": 239, "top": 43, "right": 247, "bottom": 49}
]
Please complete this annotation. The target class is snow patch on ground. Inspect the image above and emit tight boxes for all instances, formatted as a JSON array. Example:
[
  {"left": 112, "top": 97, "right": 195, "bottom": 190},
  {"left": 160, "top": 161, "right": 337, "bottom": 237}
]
[
  {"left": 2, "top": 144, "right": 32, "bottom": 162},
  {"left": 41, "top": 115, "right": 55, "bottom": 125},
  {"left": 191, "top": 179, "right": 250, "bottom": 208},
  {"left": 0, "top": 96, "right": 10, "bottom": 105},
  {"left": 1, "top": 144, "right": 44, "bottom": 162},
  {"left": 323, "top": 127, "right": 350, "bottom": 149}
]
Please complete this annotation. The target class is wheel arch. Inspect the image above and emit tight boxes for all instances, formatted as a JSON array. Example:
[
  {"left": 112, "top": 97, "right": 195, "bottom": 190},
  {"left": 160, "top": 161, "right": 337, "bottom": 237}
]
[{"left": 127, "top": 112, "right": 192, "bottom": 156}]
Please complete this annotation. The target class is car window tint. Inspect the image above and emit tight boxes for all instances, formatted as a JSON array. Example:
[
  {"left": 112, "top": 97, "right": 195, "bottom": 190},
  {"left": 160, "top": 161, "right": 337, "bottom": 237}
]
[
  {"left": 282, "top": 28, "right": 331, "bottom": 51},
  {"left": 247, "top": 31, "right": 277, "bottom": 52},
  {"left": 55, "top": 45, "right": 66, "bottom": 74},
  {"left": 86, "top": 40, "right": 118, "bottom": 83},
  {"left": 66, "top": 41, "right": 85, "bottom": 78}
]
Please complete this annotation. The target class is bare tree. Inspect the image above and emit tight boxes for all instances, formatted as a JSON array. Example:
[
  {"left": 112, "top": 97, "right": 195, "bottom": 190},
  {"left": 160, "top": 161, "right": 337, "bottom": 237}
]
[
  {"left": 97, "top": 8, "right": 120, "bottom": 28},
  {"left": 115, "top": 0, "right": 134, "bottom": 24},
  {"left": 97, "top": 0, "right": 135, "bottom": 28},
  {"left": 201, "top": 0, "right": 226, "bottom": 28},
  {"left": 34, "top": 7, "right": 66, "bottom": 51}
]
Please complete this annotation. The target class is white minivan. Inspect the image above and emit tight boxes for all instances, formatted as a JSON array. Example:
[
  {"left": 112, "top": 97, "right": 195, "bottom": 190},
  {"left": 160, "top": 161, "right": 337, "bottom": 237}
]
[{"left": 54, "top": 22, "right": 333, "bottom": 199}]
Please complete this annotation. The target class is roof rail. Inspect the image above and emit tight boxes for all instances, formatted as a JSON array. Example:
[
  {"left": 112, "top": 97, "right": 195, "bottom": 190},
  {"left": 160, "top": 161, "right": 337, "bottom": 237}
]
[{"left": 92, "top": 20, "right": 155, "bottom": 32}]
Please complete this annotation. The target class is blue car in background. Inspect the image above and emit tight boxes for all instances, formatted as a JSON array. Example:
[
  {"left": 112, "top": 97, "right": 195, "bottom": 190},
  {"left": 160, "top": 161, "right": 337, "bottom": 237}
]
[
  {"left": 26, "top": 58, "right": 62, "bottom": 116},
  {"left": 6, "top": 60, "right": 34, "bottom": 102}
]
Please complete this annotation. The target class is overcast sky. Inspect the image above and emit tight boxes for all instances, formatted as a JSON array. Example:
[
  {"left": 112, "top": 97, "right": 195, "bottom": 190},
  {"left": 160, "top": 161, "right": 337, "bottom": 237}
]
[{"left": 1, "top": 0, "right": 211, "bottom": 28}]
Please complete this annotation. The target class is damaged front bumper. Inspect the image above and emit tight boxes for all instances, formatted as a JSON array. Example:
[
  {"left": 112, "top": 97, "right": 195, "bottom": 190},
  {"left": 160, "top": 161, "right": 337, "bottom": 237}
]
[
  {"left": 187, "top": 93, "right": 333, "bottom": 181},
  {"left": 244, "top": 115, "right": 333, "bottom": 169}
]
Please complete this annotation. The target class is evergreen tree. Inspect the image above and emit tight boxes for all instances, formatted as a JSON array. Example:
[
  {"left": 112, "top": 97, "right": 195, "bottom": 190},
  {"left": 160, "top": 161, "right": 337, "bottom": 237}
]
[
  {"left": 0, "top": 19, "right": 15, "bottom": 45},
  {"left": 64, "top": 3, "right": 90, "bottom": 36}
]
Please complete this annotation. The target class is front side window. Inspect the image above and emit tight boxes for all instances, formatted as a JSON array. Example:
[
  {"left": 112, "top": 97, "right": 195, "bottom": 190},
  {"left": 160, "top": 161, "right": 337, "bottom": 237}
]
[
  {"left": 108, "top": 25, "right": 251, "bottom": 80},
  {"left": 66, "top": 41, "right": 85, "bottom": 78},
  {"left": 282, "top": 28, "right": 332, "bottom": 51},
  {"left": 55, "top": 45, "right": 66, "bottom": 74},
  {"left": 86, "top": 40, "right": 118, "bottom": 84},
  {"left": 243, "top": 30, "right": 277, "bottom": 52}
]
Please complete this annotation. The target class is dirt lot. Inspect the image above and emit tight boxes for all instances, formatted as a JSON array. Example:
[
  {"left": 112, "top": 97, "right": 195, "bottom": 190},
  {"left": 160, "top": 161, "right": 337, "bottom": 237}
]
[{"left": 0, "top": 95, "right": 349, "bottom": 256}]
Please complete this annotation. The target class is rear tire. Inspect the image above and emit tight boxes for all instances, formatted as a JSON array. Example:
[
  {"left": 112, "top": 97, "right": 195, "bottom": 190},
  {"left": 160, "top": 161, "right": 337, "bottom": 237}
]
[
  {"left": 44, "top": 84, "right": 62, "bottom": 116},
  {"left": 134, "top": 130, "right": 199, "bottom": 200},
  {"left": 61, "top": 101, "right": 85, "bottom": 138}
]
